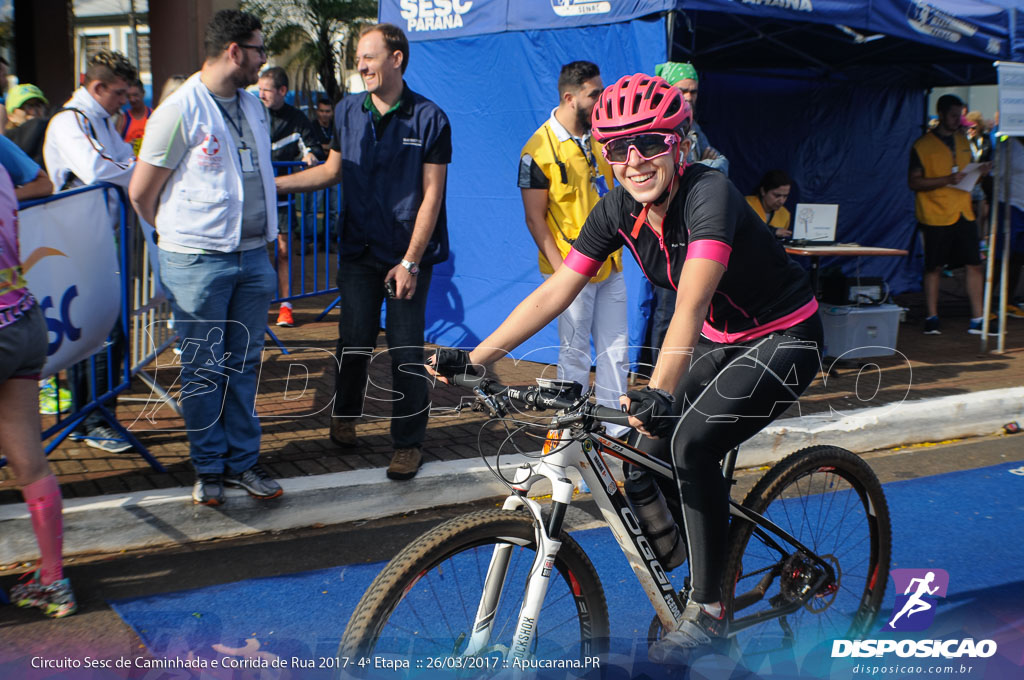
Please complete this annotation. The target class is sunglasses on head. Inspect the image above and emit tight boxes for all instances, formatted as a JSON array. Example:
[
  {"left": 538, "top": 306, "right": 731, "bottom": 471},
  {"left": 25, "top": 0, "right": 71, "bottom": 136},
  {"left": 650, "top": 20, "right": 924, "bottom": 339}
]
[{"left": 601, "top": 132, "right": 679, "bottom": 165}]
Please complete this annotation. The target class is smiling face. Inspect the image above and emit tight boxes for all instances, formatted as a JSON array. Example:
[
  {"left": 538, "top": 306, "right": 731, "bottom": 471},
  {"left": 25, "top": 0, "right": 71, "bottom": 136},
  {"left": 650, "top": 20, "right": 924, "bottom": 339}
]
[
  {"left": 233, "top": 31, "right": 267, "bottom": 88},
  {"left": 611, "top": 136, "right": 688, "bottom": 205},
  {"left": 357, "top": 30, "right": 402, "bottom": 96}
]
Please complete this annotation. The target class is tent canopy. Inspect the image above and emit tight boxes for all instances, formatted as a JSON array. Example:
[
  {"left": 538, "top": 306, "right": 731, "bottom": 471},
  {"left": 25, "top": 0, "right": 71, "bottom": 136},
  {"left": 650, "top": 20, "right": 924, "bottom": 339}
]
[
  {"left": 377, "top": 0, "right": 1014, "bottom": 363},
  {"left": 387, "top": 1, "right": 1024, "bottom": 83},
  {"left": 670, "top": 1, "right": 1023, "bottom": 86}
]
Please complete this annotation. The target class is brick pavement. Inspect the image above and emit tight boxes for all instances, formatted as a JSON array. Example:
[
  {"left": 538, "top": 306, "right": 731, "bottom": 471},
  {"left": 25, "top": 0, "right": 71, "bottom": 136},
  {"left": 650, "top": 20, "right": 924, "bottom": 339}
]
[{"left": 2, "top": 273, "right": 1022, "bottom": 506}]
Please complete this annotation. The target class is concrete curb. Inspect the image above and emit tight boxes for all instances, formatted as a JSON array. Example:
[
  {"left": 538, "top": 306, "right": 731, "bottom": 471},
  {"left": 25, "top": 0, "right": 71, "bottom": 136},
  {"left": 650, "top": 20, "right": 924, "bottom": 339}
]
[
  {"left": 736, "top": 386, "right": 1024, "bottom": 468},
  {"left": 2, "top": 388, "right": 1022, "bottom": 564}
]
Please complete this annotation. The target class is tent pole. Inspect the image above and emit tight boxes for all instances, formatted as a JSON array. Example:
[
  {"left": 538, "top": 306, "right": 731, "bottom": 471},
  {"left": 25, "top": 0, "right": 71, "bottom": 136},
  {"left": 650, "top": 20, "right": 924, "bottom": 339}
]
[
  {"left": 665, "top": 10, "right": 676, "bottom": 62},
  {"left": 981, "top": 139, "right": 1000, "bottom": 351},
  {"left": 998, "top": 138, "right": 1013, "bottom": 353}
]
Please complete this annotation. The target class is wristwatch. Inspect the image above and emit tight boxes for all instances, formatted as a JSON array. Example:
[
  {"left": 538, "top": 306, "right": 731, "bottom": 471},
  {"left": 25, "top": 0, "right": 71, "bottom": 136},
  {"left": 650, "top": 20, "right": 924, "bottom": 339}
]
[{"left": 401, "top": 259, "right": 420, "bottom": 276}]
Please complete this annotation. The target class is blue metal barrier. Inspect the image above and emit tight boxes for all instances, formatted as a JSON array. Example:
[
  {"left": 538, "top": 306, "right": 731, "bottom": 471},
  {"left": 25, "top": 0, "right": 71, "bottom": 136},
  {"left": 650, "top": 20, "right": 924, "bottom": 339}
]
[
  {"left": 5, "top": 169, "right": 343, "bottom": 473},
  {"left": 3, "top": 184, "right": 167, "bottom": 472},
  {"left": 268, "top": 161, "right": 343, "bottom": 351}
]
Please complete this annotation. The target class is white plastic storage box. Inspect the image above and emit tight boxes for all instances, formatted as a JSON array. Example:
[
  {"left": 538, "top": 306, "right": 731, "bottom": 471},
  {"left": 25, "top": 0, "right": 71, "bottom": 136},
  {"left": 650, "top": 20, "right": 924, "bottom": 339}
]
[{"left": 820, "top": 304, "right": 901, "bottom": 359}]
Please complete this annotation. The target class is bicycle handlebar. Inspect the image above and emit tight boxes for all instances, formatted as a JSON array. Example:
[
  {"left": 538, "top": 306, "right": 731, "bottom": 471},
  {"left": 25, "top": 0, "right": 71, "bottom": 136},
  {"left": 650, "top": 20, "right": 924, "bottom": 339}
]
[{"left": 449, "top": 372, "right": 635, "bottom": 428}]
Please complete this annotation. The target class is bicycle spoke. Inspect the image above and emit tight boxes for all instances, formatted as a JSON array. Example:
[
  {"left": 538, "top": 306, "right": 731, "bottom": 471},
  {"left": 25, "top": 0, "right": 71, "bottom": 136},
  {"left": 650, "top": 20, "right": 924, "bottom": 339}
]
[{"left": 726, "top": 448, "right": 889, "bottom": 651}]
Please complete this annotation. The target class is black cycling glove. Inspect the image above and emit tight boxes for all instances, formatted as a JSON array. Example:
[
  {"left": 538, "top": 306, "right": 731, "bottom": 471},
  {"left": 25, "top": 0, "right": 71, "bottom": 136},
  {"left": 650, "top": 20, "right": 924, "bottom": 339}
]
[
  {"left": 431, "top": 347, "right": 481, "bottom": 378},
  {"left": 625, "top": 387, "right": 677, "bottom": 438}
]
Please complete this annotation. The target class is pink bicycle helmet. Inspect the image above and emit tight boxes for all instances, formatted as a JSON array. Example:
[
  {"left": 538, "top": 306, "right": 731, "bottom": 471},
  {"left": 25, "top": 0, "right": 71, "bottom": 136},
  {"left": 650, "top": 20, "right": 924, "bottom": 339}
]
[{"left": 592, "top": 73, "right": 693, "bottom": 143}]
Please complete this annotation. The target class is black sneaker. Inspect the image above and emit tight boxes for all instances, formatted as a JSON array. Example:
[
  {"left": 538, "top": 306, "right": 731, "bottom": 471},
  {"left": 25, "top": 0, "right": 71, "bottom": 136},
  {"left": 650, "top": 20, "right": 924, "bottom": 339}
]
[
  {"left": 224, "top": 465, "right": 283, "bottom": 499},
  {"left": 192, "top": 474, "right": 225, "bottom": 506},
  {"left": 923, "top": 316, "right": 941, "bottom": 335},
  {"left": 648, "top": 601, "right": 728, "bottom": 664}
]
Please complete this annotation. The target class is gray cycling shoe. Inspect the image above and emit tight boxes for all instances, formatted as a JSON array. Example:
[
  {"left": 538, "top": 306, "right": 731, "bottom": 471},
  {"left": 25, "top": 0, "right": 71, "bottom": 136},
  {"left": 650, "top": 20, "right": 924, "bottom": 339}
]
[{"left": 648, "top": 600, "right": 728, "bottom": 665}]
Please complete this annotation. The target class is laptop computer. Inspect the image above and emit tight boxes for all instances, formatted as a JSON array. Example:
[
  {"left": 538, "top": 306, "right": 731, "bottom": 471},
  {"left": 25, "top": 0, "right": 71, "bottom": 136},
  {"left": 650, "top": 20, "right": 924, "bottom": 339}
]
[{"left": 790, "top": 203, "right": 839, "bottom": 245}]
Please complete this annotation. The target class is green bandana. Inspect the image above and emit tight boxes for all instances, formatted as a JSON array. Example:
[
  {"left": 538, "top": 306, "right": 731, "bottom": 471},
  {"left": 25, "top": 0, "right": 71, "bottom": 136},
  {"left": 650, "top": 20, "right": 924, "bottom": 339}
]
[{"left": 655, "top": 61, "right": 698, "bottom": 85}]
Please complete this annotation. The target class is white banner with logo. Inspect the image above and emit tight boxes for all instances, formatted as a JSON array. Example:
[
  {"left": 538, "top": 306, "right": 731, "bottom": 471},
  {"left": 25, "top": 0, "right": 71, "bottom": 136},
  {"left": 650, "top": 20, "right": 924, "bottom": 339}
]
[
  {"left": 997, "top": 61, "right": 1024, "bottom": 137},
  {"left": 18, "top": 187, "right": 121, "bottom": 378}
]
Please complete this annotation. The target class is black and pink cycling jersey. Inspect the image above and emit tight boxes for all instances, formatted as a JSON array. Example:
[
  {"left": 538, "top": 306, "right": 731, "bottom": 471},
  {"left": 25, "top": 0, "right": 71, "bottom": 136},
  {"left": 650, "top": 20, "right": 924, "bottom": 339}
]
[{"left": 565, "top": 164, "right": 817, "bottom": 343}]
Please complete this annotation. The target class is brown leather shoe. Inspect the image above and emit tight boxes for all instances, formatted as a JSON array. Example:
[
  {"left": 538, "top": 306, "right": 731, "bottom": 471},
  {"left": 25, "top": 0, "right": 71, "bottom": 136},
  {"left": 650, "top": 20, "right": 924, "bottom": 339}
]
[
  {"left": 329, "top": 419, "right": 357, "bottom": 448},
  {"left": 387, "top": 447, "right": 422, "bottom": 480}
]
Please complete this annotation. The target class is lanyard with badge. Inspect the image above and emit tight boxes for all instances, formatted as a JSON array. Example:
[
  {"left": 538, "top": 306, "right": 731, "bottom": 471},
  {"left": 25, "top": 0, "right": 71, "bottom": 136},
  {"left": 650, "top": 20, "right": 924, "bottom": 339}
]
[
  {"left": 583, "top": 137, "right": 610, "bottom": 197},
  {"left": 213, "top": 97, "right": 256, "bottom": 173}
]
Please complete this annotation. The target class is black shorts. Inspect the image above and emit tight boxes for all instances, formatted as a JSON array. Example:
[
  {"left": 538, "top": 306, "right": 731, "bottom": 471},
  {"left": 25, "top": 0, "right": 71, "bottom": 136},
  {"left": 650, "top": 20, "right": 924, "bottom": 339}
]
[
  {"left": 920, "top": 216, "right": 981, "bottom": 271},
  {"left": 0, "top": 303, "right": 47, "bottom": 383}
]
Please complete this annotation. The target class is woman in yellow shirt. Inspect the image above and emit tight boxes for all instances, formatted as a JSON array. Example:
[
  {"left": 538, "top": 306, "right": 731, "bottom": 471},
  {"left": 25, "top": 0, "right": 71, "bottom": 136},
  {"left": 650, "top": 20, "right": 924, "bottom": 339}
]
[{"left": 746, "top": 170, "right": 792, "bottom": 238}]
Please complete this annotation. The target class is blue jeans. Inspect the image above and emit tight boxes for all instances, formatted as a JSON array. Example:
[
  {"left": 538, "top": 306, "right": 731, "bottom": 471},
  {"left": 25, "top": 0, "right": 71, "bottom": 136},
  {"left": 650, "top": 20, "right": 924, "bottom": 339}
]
[
  {"left": 158, "top": 247, "right": 276, "bottom": 475},
  {"left": 334, "top": 252, "right": 433, "bottom": 449}
]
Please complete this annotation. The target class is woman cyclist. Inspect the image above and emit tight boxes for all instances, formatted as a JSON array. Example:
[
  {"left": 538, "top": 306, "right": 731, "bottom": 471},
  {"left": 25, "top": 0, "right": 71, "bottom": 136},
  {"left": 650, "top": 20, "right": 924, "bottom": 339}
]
[{"left": 431, "top": 73, "right": 822, "bottom": 662}]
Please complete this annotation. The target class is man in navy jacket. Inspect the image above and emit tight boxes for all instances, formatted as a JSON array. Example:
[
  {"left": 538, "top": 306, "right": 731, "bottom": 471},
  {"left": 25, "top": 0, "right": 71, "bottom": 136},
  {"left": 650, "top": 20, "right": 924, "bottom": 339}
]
[{"left": 276, "top": 23, "right": 451, "bottom": 481}]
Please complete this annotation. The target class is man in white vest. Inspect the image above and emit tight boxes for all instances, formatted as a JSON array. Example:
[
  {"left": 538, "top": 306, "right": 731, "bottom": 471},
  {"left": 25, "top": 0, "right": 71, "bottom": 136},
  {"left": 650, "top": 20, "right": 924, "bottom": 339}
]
[
  {"left": 128, "top": 9, "right": 281, "bottom": 506},
  {"left": 43, "top": 49, "right": 138, "bottom": 455}
]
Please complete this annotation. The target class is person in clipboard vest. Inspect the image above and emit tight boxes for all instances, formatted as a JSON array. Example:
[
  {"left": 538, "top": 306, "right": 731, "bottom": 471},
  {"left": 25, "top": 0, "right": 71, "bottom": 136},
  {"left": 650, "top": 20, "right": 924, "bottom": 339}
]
[{"left": 909, "top": 93, "right": 992, "bottom": 336}]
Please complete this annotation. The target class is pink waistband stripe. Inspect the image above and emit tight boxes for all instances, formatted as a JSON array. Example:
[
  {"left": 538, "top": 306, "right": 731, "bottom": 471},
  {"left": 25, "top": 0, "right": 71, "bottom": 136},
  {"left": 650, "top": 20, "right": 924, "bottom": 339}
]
[
  {"left": 685, "top": 239, "right": 732, "bottom": 267},
  {"left": 701, "top": 297, "right": 819, "bottom": 344},
  {"left": 564, "top": 248, "right": 603, "bottom": 278}
]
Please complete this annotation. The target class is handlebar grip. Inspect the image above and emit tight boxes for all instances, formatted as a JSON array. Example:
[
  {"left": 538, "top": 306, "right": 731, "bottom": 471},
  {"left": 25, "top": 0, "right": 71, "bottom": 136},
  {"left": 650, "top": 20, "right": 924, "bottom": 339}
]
[
  {"left": 450, "top": 372, "right": 488, "bottom": 390},
  {"left": 591, "top": 404, "right": 635, "bottom": 427}
]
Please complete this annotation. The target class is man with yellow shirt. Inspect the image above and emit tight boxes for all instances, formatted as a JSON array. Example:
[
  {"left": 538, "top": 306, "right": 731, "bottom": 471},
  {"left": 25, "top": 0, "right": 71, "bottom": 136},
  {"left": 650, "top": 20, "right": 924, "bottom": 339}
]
[
  {"left": 909, "top": 94, "right": 992, "bottom": 335},
  {"left": 518, "top": 61, "right": 628, "bottom": 435}
]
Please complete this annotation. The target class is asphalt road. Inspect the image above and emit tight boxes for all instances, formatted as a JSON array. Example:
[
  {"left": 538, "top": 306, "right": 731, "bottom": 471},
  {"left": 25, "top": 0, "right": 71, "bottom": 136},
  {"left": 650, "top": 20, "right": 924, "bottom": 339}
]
[{"left": 0, "top": 433, "right": 1020, "bottom": 673}]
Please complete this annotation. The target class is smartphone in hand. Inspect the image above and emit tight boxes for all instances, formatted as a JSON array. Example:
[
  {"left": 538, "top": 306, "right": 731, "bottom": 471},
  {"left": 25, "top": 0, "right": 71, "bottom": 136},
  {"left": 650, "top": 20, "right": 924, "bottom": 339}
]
[{"left": 385, "top": 279, "right": 397, "bottom": 298}]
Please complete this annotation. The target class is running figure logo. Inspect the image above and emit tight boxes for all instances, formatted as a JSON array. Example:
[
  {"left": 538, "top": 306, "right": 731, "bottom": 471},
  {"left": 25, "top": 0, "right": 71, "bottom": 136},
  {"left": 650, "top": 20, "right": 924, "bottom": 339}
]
[{"left": 885, "top": 568, "right": 949, "bottom": 631}]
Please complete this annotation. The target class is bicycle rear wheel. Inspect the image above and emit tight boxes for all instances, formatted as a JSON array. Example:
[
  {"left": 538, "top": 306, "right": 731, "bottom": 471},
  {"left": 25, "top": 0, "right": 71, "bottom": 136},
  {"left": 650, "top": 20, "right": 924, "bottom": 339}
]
[
  {"left": 340, "top": 509, "right": 609, "bottom": 668},
  {"left": 722, "top": 446, "right": 891, "bottom": 655}
]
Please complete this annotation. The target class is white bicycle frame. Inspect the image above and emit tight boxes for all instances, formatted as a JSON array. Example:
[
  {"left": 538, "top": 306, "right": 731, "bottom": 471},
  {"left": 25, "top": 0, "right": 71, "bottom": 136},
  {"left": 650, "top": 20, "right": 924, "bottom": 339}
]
[{"left": 462, "top": 429, "right": 687, "bottom": 663}]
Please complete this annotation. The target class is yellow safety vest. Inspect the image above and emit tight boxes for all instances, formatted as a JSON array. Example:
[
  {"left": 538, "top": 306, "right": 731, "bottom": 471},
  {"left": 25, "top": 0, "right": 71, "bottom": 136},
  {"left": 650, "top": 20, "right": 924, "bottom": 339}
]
[
  {"left": 745, "top": 195, "right": 791, "bottom": 232},
  {"left": 912, "top": 131, "right": 975, "bottom": 226},
  {"left": 521, "top": 121, "right": 620, "bottom": 282}
]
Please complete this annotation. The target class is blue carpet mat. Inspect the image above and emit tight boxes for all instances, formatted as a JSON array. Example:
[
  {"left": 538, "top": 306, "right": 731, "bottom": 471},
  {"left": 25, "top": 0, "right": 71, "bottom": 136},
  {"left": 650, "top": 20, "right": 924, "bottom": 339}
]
[{"left": 94, "top": 460, "right": 1024, "bottom": 678}]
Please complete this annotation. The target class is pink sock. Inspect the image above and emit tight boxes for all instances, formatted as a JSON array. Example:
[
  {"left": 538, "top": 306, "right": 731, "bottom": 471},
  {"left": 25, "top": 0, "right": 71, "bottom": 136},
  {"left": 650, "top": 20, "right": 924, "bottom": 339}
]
[{"left": 22, "top": 475, "right": 64, "bottom": 584}]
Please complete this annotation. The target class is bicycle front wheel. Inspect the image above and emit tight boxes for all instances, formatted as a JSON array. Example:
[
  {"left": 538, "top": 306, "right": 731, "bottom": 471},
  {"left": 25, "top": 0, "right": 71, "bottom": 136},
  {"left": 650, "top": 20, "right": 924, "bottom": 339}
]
[
  {"left": 723, "top": 446, "right": 891, "bottom": 654},
  {"left": 341, "top": 509, "right": 609, "bottom": 666}
]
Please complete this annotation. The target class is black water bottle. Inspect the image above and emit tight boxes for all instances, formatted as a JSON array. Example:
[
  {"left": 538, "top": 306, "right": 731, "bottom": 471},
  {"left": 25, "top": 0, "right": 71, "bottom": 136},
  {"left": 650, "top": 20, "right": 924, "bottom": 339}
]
[{"left": 624, "top": 469, "right": 687, "bottom": 570}]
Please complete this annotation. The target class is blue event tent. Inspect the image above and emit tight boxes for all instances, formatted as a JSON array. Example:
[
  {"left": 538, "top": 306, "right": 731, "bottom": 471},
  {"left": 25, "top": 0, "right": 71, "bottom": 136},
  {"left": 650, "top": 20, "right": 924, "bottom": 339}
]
[{"left": 378, "top": 0, "right": 1024, "bottom": 365}]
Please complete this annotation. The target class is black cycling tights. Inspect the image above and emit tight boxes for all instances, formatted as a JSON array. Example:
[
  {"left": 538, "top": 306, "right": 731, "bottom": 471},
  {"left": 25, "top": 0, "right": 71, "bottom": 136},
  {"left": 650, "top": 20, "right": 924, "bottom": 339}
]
[{"left": 633, "top": 314, "right": 824, "bottom": 604}]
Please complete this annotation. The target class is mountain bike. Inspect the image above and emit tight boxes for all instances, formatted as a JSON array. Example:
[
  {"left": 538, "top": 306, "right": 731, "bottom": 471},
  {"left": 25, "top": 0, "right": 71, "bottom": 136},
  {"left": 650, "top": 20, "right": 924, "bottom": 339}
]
[{"left": 339, "top": 372, "right": 892, "bottom": 670}]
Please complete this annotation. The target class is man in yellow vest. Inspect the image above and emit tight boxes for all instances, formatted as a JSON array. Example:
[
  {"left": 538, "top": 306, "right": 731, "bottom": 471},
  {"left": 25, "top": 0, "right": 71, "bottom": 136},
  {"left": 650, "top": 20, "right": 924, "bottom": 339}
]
[
  {"left": 909, "top": 94, "right": 991, "bottom": 335},
  {"left": 518, "top": 61, "right": 628, "bottom": 435}
]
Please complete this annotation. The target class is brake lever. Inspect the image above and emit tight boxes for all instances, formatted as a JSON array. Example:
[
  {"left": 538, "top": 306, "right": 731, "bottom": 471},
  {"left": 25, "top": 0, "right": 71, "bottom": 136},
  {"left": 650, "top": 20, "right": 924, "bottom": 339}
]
[{"left": 473, "top": 386, "right": 507, "bottom": 418}]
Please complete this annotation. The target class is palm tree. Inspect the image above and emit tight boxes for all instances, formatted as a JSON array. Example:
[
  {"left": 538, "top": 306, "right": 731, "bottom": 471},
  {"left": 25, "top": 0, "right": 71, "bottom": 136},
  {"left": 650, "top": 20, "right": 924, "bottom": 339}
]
[{"left": 243, "top": 0, "right": 377, "bottom": 105}]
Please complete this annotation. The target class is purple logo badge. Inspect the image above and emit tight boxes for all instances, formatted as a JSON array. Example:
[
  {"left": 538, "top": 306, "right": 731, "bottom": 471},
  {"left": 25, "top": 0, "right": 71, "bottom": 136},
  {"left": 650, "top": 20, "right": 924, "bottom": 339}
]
[{"left": 884, "top": 568, "right": 949, "bottom": 631}]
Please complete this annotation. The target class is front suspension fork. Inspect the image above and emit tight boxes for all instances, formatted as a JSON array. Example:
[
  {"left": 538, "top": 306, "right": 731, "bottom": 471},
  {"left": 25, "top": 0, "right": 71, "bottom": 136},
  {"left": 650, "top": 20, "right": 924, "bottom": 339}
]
[{"left": 462, "top": 463, "right": 575, "bottom": 661}]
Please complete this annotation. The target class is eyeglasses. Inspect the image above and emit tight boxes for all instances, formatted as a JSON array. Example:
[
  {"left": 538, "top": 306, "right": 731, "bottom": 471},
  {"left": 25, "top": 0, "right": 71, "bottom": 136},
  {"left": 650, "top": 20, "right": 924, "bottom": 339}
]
[
  {"left": 601, "top": 132, "right": 679, "bottom": 165},
  {"left": 238, "top": 44, "right": 267, "bottom": 57}
]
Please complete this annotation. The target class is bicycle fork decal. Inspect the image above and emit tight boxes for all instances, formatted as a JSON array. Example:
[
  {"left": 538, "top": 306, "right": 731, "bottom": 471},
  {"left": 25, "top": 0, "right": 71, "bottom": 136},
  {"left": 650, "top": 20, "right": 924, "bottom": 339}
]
[{"left": 509, "top": 538, "right": 562, "bottom": 662}]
